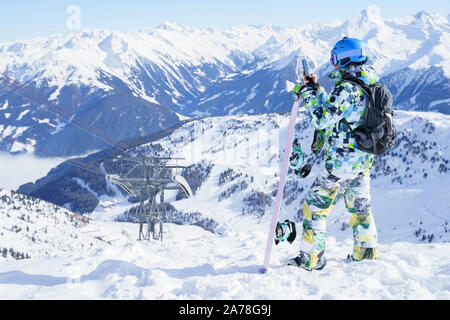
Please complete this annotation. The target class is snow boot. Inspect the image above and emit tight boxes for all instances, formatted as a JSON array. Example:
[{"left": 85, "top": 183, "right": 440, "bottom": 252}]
[
  {"left": 346, "top": 246, "right": 378, "bottom": 262},
  {"left": 286, "top": 251, "right": 326, "bottom": 271}
]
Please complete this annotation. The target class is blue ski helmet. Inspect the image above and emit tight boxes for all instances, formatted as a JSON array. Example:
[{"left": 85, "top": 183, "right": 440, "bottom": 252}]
[{"left": 330, "top": 37, "right": 368, "bottom": 69}]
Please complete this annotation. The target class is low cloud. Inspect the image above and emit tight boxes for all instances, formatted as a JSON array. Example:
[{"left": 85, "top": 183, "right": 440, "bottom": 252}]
[{"left": 0, "top": 152, "right": 66, "bottom": 191}]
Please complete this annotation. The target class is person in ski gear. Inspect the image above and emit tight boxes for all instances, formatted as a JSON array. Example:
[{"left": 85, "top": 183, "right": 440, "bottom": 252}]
[{"left": 289, "top": 37, "right": 379, "bottom": 270}]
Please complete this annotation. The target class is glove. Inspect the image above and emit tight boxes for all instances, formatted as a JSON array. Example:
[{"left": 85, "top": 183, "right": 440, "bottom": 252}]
[
  {"left": 296, "top": 164, "right": 311, "bottom": 178},
  {"left": 289, "top": 138, "right": 304, "bottom": 169},
  {"left": 289, "top": 138, "right": 312, "bottom": 178},
  {"left": 293, "top": 83, "right": 307, "bottom": 101}
]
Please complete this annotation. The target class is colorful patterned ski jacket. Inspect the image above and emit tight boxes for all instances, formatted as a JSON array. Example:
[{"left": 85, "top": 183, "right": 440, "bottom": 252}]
[{"left": 298, "top": 65, "right": 378, "bottom": 175}]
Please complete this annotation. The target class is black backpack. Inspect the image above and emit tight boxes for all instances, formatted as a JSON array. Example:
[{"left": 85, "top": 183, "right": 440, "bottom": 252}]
[{"left": 339, "top": 74, "right": 396, "bottom": 155}]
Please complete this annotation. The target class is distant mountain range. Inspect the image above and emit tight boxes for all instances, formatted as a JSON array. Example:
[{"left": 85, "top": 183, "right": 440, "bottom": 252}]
[{"left": 0, "top": 7, "right": 449, "bottom": 156}]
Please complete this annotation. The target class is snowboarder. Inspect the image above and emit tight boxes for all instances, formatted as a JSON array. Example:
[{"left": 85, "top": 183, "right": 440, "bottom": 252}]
[{"left": 289, "top": 37, "right": 379, "bottom": 270}]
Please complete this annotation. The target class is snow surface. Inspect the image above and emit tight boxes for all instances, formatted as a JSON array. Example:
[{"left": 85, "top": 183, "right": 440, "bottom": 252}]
[
  {"left": 0, "top": 110, "right": 449, "bottom": 300},
  {"left": 0, "top": 215, "right": 448, "bottom": 299}
]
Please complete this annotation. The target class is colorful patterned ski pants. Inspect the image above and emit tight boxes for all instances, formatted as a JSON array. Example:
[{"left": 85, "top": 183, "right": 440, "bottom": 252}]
[{"left": 300, "top": 170, "right": 378, "bottom": 269}]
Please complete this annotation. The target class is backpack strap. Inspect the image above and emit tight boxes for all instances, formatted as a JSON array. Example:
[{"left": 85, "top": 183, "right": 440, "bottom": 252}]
[
  {"left": 340, "top": 73, "right": 375, "bottom": 109},
  {"left": 337, "top": 74, "right": 378, "bottom": 154}
]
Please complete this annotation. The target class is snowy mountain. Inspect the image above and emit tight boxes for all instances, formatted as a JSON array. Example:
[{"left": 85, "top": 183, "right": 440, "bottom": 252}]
[
  {"left": 0, "top": 187, "right": 129, "bottom": 261},
  {"left": 0, "top": 7, "right": 449, "bottom": 156},
  {"left": 180, "top": 8, "right": 450, "bottom": 116},
  {"left": 18, "top": 109, "right": 450, "bottom": 245},
  {"left": 1, "top": 5, "right": 449, "bottom": 300},
  {"left": 124, "top": 110, "right": 450, "bottom": 245},
  {"left": 2, "top": 109, "right": 450, "bottom": 299}
]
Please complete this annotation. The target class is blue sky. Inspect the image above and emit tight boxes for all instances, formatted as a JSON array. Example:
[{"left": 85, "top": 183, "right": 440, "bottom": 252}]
[{"left": 0, "top": 0, "right": 448, "bottom": 43}]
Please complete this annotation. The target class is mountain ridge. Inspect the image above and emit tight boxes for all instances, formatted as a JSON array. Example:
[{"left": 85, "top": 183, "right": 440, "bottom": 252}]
[{"left": 0, "top": 7, "right": 449, "bottom": 156}]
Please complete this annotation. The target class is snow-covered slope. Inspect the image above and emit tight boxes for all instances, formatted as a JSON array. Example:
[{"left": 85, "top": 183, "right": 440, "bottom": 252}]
[
  {"left": 0, "top": 188, "right": 130, "bottom": 260},
  {"left": 18, "top": 109, "right": 450, "bottom": 243},
  {"left": 0, "top": 7, "right": 449, "bottom": 155},
  {"left": 134, "top": 110, "right": 450, "bottom": 243},
  {"left": 2, "top": 109, "right": 449, "bottom": 299},
  {"left": 0, "top": 213, "right": 449, "bottom": 299}
]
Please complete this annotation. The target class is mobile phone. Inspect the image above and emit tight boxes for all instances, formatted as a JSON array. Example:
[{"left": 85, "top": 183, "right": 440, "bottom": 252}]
[{"left": 302, "top": 59, "right": 310, "bottom": 78}]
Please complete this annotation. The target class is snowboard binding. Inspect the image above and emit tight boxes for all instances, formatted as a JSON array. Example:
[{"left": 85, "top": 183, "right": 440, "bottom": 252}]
[{"left": 274, "top": 220, "right": 297, "bottom": 245}]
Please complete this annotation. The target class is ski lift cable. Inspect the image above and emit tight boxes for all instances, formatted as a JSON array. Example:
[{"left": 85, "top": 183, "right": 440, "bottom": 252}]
[
  {"left": 0, "top": 72, "right": 132, "bottom": 153},
  {"left": 0, "top": 73, "right": 192, "bottom": 195},
  {"left": 0, "top": 72, "right": 145, "bottom": 158},
  {"left": 0, "top": 74, "right": 130, "bottom": 155}
]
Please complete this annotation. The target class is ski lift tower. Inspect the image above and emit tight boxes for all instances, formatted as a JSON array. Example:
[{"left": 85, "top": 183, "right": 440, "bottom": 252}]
[{"left": 107, "top": 156, "right": 192, "bottom": 241}]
